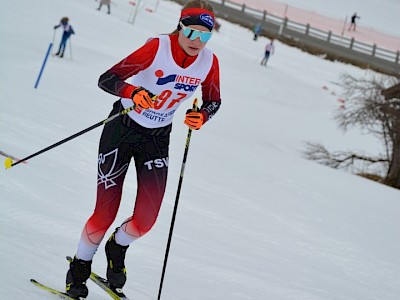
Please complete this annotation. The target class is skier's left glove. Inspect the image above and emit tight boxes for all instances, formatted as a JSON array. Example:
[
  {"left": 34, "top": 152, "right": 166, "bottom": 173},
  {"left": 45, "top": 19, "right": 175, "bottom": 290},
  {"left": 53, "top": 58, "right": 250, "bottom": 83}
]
[{"left": 184, "top": 110, "right": 204, "bottom": 130}]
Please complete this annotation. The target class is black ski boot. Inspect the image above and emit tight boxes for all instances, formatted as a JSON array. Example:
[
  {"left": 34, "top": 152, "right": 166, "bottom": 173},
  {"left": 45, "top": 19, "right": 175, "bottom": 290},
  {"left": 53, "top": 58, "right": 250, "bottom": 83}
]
[
  {"left": 105, "top": 229, "right": 129, "bottom": 290},
  {"left": 66, "top": 256, "right": 92, "bottom": 299}
]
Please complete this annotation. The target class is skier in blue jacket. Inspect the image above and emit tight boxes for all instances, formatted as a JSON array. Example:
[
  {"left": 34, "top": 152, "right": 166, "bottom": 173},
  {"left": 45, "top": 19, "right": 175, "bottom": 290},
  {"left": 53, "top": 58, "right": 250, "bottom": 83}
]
[{"left": 54, "top": 17, "right": 75, "bottom": 58}]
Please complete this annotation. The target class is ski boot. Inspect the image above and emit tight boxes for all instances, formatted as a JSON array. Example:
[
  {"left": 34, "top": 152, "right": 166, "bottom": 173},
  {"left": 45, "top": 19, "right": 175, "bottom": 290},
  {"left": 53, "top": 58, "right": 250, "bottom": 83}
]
[
  {"left": 66, "top": 256, "right": 92, "bottom": 299},
  {"left": 105, "top": 228, "right": 129, "bottom": 291}
]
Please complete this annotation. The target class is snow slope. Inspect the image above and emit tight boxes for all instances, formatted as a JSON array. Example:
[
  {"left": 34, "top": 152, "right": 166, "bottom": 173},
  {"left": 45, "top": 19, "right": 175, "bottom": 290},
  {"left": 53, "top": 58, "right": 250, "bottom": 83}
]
[{"left": 1, "top": 0, "right": 399, "bottom": 299}]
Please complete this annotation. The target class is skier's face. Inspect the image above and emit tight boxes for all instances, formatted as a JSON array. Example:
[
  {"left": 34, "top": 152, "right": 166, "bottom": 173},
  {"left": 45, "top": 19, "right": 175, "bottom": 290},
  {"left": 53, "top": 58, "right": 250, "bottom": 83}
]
[{"left": 178, "top": 24, "right": 211, "bottom": 56}]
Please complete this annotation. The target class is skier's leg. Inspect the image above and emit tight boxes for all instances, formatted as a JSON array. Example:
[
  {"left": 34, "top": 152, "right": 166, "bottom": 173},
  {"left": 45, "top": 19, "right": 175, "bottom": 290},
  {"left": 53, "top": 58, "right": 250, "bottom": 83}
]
[
  {"left": 55, "top": 41, "right": 62, "bottom": 55},
  {"left": 68, "top": 103, "right": 134, "bottom": 297},
  {"left": 264, "top": 52, "right": 270, "bottom": 66},
  {"left": 76, "top": 102, "right": 134, "bottom": 261},
  {"left": 118, "top": 132, "right": 170, "bottom": 242},
  {"left": 59, "top": 35, "right": 67, "bottom": 57},
  {"left": 105, "top": 128, "right": 170, "bottom": 288},
  {"left": 261, "top": 53, "right": 266, "bottom": 66}
]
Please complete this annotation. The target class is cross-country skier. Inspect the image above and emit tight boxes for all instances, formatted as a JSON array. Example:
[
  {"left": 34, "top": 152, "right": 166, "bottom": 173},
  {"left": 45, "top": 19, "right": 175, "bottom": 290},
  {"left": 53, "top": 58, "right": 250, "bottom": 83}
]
[
  {"left": 348, "top": 12, "right": 360, "bottom": 31},
  {"left": 53, "top": 17, "right": 75, "bottom": 58},
  {"left": 97, "top": 0, "right": 111, "bottom": 14},
  {"left": 260, "top": 39, "right": 275, "bottom": 66},
  {"left": 253, "top": 22, "right": 262, "bottom": 40},
  {"left": 65, "top": 0, "right": 221, "bottom": 298}
]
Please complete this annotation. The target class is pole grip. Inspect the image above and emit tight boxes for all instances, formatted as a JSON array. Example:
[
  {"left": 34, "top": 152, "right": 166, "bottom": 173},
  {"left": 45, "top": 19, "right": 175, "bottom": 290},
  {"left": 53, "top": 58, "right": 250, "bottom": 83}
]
[{"left": 192, "top": 98, "right": 198, "bottom": 111}]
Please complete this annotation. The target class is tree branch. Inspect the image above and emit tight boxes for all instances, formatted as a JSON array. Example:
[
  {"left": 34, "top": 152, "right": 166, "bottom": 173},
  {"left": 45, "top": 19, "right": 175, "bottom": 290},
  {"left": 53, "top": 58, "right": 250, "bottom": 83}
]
[{"left": 302, "top": 142, "right": 388, "bottom": 170}]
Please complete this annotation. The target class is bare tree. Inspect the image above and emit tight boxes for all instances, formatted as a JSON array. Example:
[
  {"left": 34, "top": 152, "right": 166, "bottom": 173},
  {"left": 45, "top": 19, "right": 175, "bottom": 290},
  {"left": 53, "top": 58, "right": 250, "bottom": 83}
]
[{"left": 303, "top": 73, "right": 400, "bottom": 189}]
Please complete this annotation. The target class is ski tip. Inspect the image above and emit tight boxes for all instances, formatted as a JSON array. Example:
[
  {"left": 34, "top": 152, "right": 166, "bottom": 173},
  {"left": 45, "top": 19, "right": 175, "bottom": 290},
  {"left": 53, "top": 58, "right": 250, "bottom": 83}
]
[{"left": 4, "top": 157, "right": 13, "bottom": 169}]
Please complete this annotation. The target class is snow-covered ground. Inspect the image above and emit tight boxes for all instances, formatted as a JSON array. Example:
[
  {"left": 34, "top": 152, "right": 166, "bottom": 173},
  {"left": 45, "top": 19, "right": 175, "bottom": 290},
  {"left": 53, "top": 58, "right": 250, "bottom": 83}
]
[{"left": 1, "top": 0, "right": 399, "bottom": 299}]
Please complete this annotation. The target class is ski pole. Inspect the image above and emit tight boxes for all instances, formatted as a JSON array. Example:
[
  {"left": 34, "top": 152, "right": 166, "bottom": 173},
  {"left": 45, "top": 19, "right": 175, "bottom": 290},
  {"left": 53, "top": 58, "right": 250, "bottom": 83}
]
[
  {"left": 4, "top": 104, "right": 138, "bottom": 169},
  {"left": 69, "top": 38, "right": 73, "bottom": 60},
  {"left": 51, "top": 29, "right": 56, "bottom": 55},
  {"left": 157, "top": 98, "right": 198, "bottom": 300}
]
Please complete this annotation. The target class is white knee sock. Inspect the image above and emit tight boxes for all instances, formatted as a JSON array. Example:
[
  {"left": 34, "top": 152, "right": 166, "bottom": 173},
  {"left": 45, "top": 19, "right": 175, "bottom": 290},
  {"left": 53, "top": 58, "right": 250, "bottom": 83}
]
[
  {"left": 76, "top": 239, "right": 98, "bottom": 261},
  {"left": 115, "top": 227, "right": 137, "bottom": 246}
]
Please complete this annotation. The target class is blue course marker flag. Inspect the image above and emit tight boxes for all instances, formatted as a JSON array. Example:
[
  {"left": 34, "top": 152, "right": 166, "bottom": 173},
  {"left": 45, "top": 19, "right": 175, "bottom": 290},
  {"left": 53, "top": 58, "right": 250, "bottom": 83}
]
[{"left": 34, "top": 43, "right": 53, "bottom": 89}]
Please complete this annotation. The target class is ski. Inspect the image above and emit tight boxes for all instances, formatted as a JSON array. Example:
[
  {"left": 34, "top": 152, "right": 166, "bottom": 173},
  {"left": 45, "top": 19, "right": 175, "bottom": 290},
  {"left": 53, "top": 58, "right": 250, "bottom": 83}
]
[
  {"left": 66, "top": 256, "right": 129, "bottom": 300},
  {"left": 30, "top": 279, "right": 81, "bottom": 300},
  {"left": 89, "top": 271, "right": 129, "bottom": 300}
]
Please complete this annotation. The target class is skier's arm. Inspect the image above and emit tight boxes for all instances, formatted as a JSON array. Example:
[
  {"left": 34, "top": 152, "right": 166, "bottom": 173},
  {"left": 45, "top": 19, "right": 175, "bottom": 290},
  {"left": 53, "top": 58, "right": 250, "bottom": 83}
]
[
  {"left": 185, "top": 55, "right": 221, "bottom": 130},
  {"left": 98, "top": 38, "right": 159, "bottom": 98},
  {"left": 199, "top": 54, "right": 221, "bottom": 123}
]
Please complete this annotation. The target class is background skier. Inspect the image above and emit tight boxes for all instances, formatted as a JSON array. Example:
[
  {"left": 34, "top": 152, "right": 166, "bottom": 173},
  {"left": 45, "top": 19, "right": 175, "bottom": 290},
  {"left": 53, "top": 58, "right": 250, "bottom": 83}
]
[
  {"left": 348, "top": 13, "right": 360, "bottom": 31},
  {"left": 260, "top": 39, "right": 275, "bottom": 66},
  {"left": 53, "top": 17, "right": 75, "bottom": 58},
  {"left": 253, "top": 22, "right": 262, "bottom": 40},
  {"left": 97, "top": 0, "right": 111, "bottom": 14}
]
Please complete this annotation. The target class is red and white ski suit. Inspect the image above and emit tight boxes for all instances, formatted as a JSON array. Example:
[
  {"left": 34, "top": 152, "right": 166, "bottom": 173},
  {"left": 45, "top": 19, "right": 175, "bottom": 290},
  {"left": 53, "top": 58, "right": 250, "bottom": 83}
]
[{"left": 76, "top": 34, "right": 221, "bottom": 260}]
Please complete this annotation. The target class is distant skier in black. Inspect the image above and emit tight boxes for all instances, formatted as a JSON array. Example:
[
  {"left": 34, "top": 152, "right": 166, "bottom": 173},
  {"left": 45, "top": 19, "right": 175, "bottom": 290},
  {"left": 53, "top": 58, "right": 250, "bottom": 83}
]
[
  {"left": 53, "top": 17, "right": 75, "bottom": 58},
  {"left": 348, "top": 13, "right": 360, "bottom": 31}
]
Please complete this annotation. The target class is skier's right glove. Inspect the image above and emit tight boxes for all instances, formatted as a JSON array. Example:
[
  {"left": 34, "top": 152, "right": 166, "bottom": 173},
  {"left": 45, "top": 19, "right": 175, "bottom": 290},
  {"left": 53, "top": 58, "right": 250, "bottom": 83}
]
[
  {"left": 131, "top": 86, "right": 157, "bottom": 109},
  {"left": 184, "top": 110, "right": 204, "bottom": 130}
]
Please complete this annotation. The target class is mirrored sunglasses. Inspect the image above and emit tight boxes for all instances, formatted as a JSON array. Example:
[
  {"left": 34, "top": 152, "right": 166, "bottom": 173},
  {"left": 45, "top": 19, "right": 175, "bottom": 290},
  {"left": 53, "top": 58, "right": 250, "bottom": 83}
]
[{"left": 179, "top": 21, "right": 212, "bottom": 43}]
